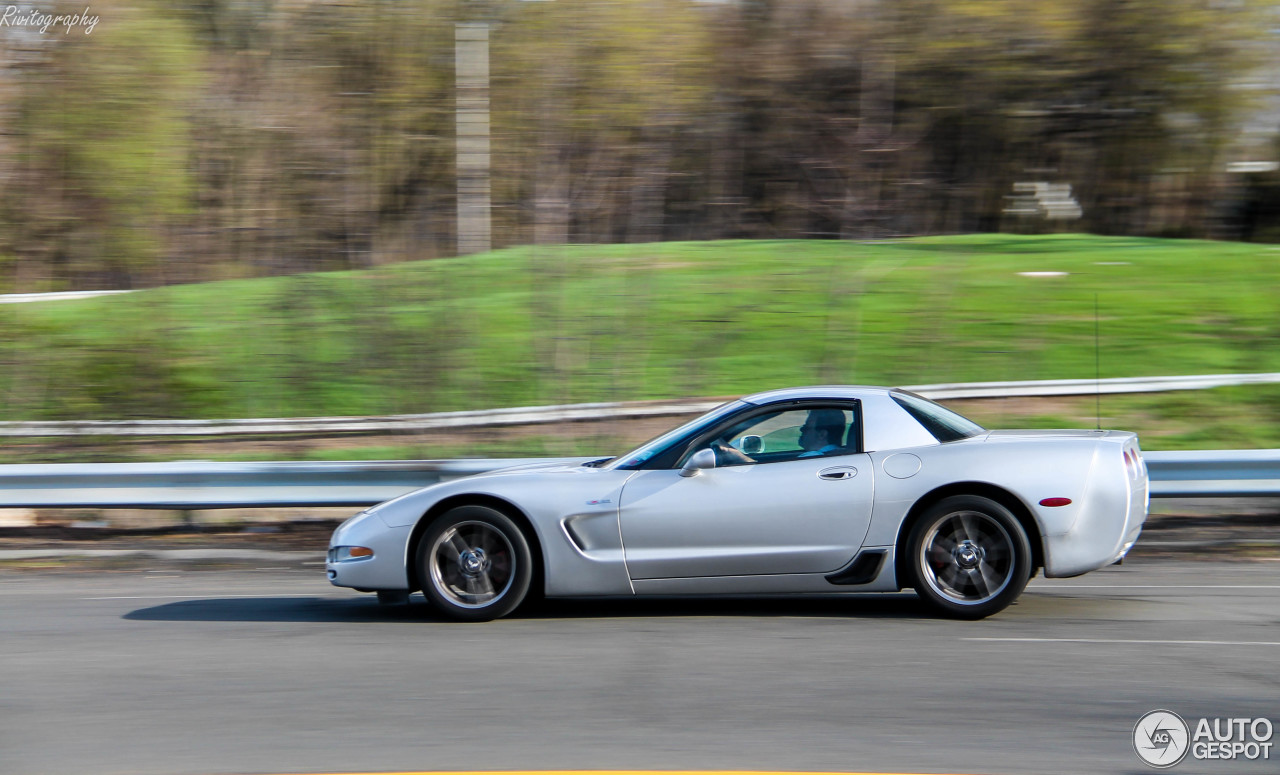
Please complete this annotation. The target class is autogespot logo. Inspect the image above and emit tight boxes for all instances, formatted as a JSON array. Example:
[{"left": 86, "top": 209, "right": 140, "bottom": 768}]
[
  {"left": 1135, "top": 710, "right": 1190, "bottom": 768},
  {"left": 1141, "top": 712, "right": 1187, "bottom": 763},
  {"left": 1134, "top": 710, "right": 1276, "bottom": 768}
]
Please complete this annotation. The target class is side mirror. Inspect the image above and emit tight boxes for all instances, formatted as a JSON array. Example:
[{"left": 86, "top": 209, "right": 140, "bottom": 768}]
[
  {"left": 679, "top": 448, "right": 717, "bottom": 477},
  {"left": 739, "top": 434, "right": 763, "bottom": 455}
]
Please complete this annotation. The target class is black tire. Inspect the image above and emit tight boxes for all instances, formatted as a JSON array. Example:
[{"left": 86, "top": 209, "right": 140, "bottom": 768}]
[
  {"left": 415, "top": 505, "right": 533, "bottom": 622},
  {"left": 906, "top": 495, "right": 1032, "bottom": 619}
]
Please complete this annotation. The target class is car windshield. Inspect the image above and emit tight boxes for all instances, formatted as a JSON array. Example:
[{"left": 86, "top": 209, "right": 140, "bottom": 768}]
[
  {"left": 889, "top": 390, "right": 985, "bottom": 442},
  {"left": 609, "top": 400, "right": 747, "bottom": 469}
]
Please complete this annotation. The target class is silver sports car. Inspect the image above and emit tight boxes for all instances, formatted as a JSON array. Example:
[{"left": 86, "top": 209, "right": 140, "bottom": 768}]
[{"left": 328, "top": 386, "right": 1148, "bottom": 620}]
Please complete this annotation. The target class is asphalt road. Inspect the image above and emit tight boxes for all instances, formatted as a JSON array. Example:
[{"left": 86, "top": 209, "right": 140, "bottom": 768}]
[{"left": 2, "top": 558, "right": 1279, "bottom": 775}]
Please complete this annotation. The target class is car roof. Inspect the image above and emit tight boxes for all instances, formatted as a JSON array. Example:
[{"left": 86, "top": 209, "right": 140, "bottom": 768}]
[{"left": 740, "top": 385, "right": 897, "bottom": 405}]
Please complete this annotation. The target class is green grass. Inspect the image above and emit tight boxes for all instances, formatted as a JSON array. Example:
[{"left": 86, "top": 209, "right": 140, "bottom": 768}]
[{"left": 2, "top": 234, "right": 1279, "bottom": 450}]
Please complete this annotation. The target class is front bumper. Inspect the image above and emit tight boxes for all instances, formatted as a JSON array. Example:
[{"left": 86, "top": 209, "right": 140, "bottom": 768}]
[{"left": 326, "top": 510, "right": 414, "bottom": 591}]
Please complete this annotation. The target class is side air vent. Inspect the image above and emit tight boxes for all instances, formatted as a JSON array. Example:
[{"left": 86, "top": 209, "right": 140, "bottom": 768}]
[
  {"left": 825, "top": 550, "right": 887, "bottom": 586},
  {"left": 562, "top": 519, "right": 589, "bottom": 552}
]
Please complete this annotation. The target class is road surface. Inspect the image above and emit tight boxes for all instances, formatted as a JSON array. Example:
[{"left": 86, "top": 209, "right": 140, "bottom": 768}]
[{"left": 2, "top": 558, "right": 1277, "bottom": 775}]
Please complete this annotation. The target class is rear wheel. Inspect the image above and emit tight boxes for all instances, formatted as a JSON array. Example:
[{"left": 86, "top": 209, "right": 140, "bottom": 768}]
[
  {"left": 416, "top": 505, "right": 532, "bottom": 622},
  {"left": 907, "top": 495, "right": 1031, "bottom": 619}
]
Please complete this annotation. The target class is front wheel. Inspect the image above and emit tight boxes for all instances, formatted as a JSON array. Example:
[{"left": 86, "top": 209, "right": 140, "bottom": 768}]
[
  {"left": 906, "top": 495, "right": 1032, "bottom": 619},
  {"left": 416, "top": 505, "right": 533, "bottom": 622}
]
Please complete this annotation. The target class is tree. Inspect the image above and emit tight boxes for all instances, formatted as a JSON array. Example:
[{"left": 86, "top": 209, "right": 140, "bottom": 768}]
[{"left": 2, "top": 1, "right": 200, "bottom": 289}]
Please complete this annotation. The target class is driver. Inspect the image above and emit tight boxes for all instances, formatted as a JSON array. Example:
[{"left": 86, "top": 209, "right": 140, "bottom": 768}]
[
  {"left": 712, "top": 408, "right": 846, "bottom": 464},
  {"left": 797, "top": 408, "right": 846, "bottom": 457}
]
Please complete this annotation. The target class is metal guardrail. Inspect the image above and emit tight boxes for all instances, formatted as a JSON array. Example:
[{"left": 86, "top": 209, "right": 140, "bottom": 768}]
[
  {"left": 0, "top": 458, "right": 592, "bottom": 509},
  {"left": 905, "top": 373, "right": 1280, "bottom": 400},
  {"left": 0, "top": 402, "right": 725, "bottom": 438},
  {"left": 1144, "top": 450, "right": 1280, "bottom": 498},
  {"left": 3, "top": 373, "right": 1279, "bottom": 438},
  {"left": 0, "top": 451, "right": 1276, "bottom": 510}
]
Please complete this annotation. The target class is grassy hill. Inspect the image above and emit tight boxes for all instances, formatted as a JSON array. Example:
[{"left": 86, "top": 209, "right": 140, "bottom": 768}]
[{"left": 3, "top": 234, "right": 1279, "bottom": 451}]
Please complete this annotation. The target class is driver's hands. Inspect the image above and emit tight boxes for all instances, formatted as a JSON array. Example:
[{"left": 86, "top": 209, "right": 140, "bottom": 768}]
[{"left": 712, "top": 440, "right": 754, "bottom": 465}]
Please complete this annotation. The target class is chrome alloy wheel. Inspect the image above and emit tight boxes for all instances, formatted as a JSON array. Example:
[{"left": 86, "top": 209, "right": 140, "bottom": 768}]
[
  {"left": 428, "top": 520, "right": 516, "bottom": 609},
  {"left": 918, "top": 510, "right": 1016, "bottom": 606}
]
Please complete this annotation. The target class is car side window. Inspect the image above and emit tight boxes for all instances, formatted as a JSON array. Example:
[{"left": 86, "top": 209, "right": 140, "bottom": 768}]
[{"left": 690, "top": 404, "right": 859, "bottom": 467}]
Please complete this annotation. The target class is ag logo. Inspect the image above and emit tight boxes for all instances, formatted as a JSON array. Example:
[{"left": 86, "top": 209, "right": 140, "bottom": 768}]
[{"left": 1135, "top": 710, "right": 1190, "bottom": 768}]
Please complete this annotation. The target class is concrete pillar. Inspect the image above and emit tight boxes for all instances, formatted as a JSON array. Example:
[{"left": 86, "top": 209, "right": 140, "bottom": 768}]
[{"left": 456, "top": 22, "right": 492, "bottom": 255}]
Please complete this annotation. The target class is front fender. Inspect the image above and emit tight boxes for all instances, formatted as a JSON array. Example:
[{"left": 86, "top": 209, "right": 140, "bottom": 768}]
[{"left": 365, "top": 466, "right": 636, "bottom": 597}]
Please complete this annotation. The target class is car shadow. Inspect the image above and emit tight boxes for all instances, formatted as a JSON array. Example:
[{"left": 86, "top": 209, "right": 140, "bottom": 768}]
[
  {"left": 123, "top": 596, "right": 433, "bottom": 624},
  {"left": 124, "top": 591, "right": 933, "bottom": 623},
  {"left": 519, "top": 593, "right": 931, "bottom": 620}
]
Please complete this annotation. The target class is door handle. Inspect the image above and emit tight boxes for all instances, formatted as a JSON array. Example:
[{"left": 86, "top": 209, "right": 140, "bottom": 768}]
[{"left": 818, "top": 466, "right": 857, "bottom": 480}]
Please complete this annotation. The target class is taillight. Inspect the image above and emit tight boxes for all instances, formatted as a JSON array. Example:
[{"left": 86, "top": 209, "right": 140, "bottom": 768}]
[{"left": 1123, "top": 448, "right": 1139, "bottom": 479}]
